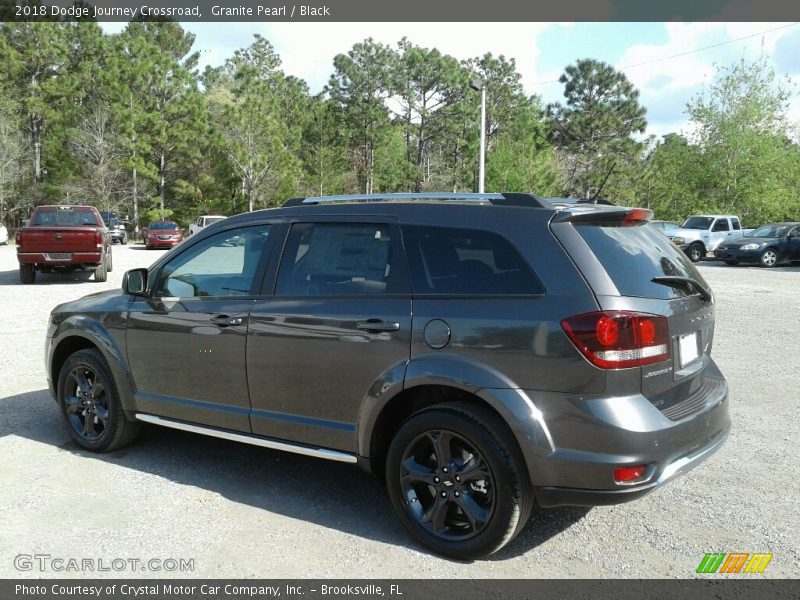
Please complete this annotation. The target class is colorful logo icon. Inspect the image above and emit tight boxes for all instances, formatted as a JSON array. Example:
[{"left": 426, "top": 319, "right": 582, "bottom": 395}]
[{"left": 696, "top": 552, "right": 772, "bottom": 574}]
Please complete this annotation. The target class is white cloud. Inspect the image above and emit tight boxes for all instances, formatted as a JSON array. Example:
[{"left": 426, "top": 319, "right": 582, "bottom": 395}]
[{"left": 616, "top": 23, "right": 800, "bottom": 137}]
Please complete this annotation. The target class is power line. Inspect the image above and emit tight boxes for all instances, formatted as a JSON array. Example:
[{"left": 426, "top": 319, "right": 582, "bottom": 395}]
[{"left": 533, "top": 22, "right": 799, "bottom": 86}]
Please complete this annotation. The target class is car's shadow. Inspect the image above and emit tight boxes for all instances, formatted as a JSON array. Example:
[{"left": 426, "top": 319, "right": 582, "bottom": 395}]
[
  {"left": 1, "top": 388, "right": 589, "bottom": 561},
  {"left": 0, "top": 268, "right": 94, "bottom": 286}
]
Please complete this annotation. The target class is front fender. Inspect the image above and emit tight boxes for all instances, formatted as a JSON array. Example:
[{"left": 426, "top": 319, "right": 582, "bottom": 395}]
[{"left": 48, "top": 316, "right": 137, "bottom": 415}]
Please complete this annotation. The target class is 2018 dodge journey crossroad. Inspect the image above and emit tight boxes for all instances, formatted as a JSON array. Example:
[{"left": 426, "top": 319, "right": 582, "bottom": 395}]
[{"left": 45, "top": 193, "right": 730, "bottom": 559}]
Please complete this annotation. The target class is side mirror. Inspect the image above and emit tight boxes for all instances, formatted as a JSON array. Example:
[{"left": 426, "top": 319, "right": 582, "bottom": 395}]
[{"left": 123, "top": 268, "right": 148, "bottom": 295}]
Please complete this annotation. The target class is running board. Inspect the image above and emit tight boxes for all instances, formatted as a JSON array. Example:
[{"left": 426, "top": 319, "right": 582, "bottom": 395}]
[{"left": 135, "top": 413, "right": 358, "bottom": 464}]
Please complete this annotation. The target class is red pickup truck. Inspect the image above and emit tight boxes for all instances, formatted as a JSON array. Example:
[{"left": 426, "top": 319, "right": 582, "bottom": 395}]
[{"left": 16, "top": 205, "right": 112, "bottom": 284}]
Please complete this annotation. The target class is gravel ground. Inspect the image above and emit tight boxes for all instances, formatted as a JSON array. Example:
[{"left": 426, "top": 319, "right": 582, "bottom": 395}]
[{"left": 0, "top": 244, "right": 797, "bottom": 578}]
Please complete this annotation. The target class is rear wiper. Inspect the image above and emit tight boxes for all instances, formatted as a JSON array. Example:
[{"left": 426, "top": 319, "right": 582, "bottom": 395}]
[{"left": 651, "top": 276, "right": 713, "bottom": 303}]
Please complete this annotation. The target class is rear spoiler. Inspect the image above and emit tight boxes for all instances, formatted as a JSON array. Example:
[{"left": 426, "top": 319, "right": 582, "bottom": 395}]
[{"left": 551, "top": 207, "right": 653, "bottom": 225}]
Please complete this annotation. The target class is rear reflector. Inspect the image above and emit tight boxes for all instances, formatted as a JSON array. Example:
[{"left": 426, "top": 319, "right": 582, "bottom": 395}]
[
  {"left": 614, "top": 465, "right": 647, "bottom": 484},
  {"left": 561, "top": 311, "right": 670, "bottom": 368}
]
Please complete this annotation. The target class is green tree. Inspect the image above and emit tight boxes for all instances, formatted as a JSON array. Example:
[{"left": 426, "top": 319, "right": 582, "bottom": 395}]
[
  {"left": 547, "top": 58, "right": 647, "bottom": 198},
  {"left": 207, "top": 36, "right": 301, "bottom": 211},
  {"left": 687, "top": 57, "right": 799, "bottom": 223},
  {"left": 327, "top": 39, "right": 396, "bottom": 194},
  {"left": 119, "top": 21, "right": 207, "bottom": 212}
]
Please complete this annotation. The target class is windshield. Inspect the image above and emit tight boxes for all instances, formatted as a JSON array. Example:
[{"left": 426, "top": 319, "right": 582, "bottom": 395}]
[
  {"left": 149, "top": 222, "right": 179, "bottom": 231},
  {"left": 205, "top": 217, "right": 225, "bottom": 226},
  {"left": 749, "top": 225, "right": 789, "bottom": 238},
  {"left": 681, "top": 216, "right": 714, "bottom": 230}
]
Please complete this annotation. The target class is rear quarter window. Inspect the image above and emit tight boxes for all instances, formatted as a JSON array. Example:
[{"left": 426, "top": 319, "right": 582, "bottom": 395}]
[
  {"left": 403, "top": 225, "right": 544, "bottom": 295},
  {"left": 576, "top": 223, "right": 708, "bottom": 299}
]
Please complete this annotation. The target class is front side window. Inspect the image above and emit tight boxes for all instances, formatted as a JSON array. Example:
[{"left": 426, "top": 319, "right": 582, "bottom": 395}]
[
  {"left": 276, "top": 223, "right": 398, "bottom": 296},
  {"left": 403, "top": 225, "right": 543, "bottom": 295},
  {"left": 157, "top": 226, "right": 270, "bottom": 298},
  {"left": 712, "top": 219, "right": 730, "bottom": 232}
]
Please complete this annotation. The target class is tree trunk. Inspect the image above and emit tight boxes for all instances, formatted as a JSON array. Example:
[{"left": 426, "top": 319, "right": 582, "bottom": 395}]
[
  {"left": 132, "top": 166, "right": 139, "bottom": 240},
  {"left": 158, "top": 151, "right": 166, "bottom": 211}
]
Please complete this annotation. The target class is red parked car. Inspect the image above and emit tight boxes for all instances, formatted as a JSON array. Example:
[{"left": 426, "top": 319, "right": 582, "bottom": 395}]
[{"left": 144, "top": 221, "right": 183, "bottom": 249}]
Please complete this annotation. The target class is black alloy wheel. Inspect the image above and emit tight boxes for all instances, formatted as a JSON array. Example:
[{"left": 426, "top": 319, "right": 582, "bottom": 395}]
[
  {"left": 399, "top": 429, "right": 496, "bottom": 541},
  {"left": 386, "top": 402, "right": 533, "bottom": 559},
  {"left": 58, "top": 349, "right": 140, "bottom": 452},
  {"left": 64, "top": 364, "right": 110, "bottom": 441}
]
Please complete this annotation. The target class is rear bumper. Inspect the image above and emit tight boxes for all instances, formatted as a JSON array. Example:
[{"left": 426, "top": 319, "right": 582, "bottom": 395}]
[
  {"left": 17, "top": 251, "right": 103, "bottom": 266},
  {"left": 534, "top": 424, "right": 729, "bottom": 506},
  {"left": 517, "top": 359, "right": 730, "bottom": 507}
]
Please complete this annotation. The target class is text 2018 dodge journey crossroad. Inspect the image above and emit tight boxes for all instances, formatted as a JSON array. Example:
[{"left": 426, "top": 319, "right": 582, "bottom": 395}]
[{"left": 46, "top": 193, "right": 730, "bottom": 559}]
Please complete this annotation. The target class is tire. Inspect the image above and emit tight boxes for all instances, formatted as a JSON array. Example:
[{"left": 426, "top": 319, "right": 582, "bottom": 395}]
[
  {"left": 94, "top": 254, "right": 108, "bottom": 282},
  {"left": 19, "top": 263, "right": 36, "bottom": 284},
  {"left": 759, "top": 248, "right": 778, "bottom": 268},
  {"left": 724, "top": 260, "right": 739, "bottom": 266},
  {"left": 57, "top": 348, "right": 140, "bottom": 452},
  {"left": 121, "top": 235, "right": 127, "bottom": 246},
  {"left": 385, "top": 402, "right": 533, "bottom": 559},
  {"left": 107, "top": 251, "right": 113, "bottom": 273},
  {"left": 687, "top": 242, "right": 705, "bottom": 263}
]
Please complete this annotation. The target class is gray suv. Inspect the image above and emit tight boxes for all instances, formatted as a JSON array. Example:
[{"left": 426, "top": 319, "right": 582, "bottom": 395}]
[{"left": 46, "top": 193, "right": 730, "bottom": 559}]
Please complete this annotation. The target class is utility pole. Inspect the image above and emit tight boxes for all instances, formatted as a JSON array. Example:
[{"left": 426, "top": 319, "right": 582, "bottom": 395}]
[{"left": 470, "top": 80, "right": 486, "bottom": 193}]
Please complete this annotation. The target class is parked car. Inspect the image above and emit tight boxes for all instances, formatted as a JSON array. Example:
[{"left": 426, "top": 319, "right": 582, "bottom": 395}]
[
  {"left": 186, "top": 214, "right": 226, "bottom": 237},
  {"left": 16, "top": 205, "right": 111, "bottom": 284},
  {"left": 670, "top": 215, "right": 746, "bottom": 262},
  {"left": 144, "top": 221, "right": 183, "bottom": 249},
  {"left": 715, "top": 222, "right": 800, "bottom": 267},
  {"left": 98, "top": 211, "right": 128, "bottom": 245},
  {"left": 0, "top": 223, "right": 8, "bottom": 245},
  {"left": 46, "top": 193, "right": 729, "bottom": 559},
  {"left": 651, "top": 220, "right": 681, "bottom": 237}
]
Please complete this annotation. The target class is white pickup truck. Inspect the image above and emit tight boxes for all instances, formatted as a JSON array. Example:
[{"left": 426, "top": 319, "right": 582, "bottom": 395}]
[
  {"left": 670, "top": 215, "right": 747, "bottom": 262},
  {"left": 186, "top": 215, "right": 226, "bottom": 238}
]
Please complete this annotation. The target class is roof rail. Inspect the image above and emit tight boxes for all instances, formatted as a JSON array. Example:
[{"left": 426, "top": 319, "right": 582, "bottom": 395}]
[{"left": 282, "top": 192, "right": 549, "bottom": 208}]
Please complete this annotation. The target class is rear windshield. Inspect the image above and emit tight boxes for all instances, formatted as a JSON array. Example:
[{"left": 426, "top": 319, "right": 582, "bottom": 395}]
[
  {"left": 32, "top": 208, "right": 99, "bottom": 227},
  {"left": 205, "top": 217, "right": 225, "bottom": 226},
  {"left": 576, "top": 222, "right": 708, "bottom": 299},
  {"left": 149, "top": 222, "right": 179, "bottom": 230}
]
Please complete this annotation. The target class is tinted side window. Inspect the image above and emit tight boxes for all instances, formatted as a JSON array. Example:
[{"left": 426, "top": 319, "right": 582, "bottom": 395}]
[
  {"left": 276, "top": 223, "right": 399, "bottom": 296},
  {"left": 731, "top": 218, "right": 741, "bottom": 230},
  {"left": 403, "top": 225, "right": 543, "bottom": 295},
  {"left": 157, "top": 226, "right": 270, "bottom": 298},
  {"left": 712, "top": 219, "right": 730, "bottom": 232}
]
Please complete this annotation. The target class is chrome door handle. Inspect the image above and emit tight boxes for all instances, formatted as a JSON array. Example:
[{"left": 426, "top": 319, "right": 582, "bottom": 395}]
[
  {"left": 357, "top": 319, "right": 400, "bottom": 332},
  {"left": 210, "top": 314, "right": 245, "bottom": 327}
]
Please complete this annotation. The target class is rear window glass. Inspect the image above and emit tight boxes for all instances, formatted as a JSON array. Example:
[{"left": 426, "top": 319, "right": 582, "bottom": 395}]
[
  {"left": 32, "top": 208, "right": 99, "bottom": 227},
  {"left": 403, "top": 225, "right": 543, "bottom": 295},
  {"left": 576, "top": 223, "right": 708, "bottom": 299}
]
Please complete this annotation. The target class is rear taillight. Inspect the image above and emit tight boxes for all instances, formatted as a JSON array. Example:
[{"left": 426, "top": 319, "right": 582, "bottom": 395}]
[
  {"left": 561, "top": 311, "right": 670, "bottom": 369},
  {"left": 15, "top": 231, "right": 21, "bottom": 247},
  {"left": 95, "top": 231, "right": 103, "bottom": 248}
]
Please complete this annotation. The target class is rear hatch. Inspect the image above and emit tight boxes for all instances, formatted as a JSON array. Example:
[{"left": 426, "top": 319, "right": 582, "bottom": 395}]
[{"left": 550, "top": 207, "right": 721, "bottom": 420}]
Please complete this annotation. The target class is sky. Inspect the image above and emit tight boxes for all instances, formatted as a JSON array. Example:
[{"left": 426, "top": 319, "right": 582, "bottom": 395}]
[{"left": 101, "top": 21, "right": 800, "bottom": 139}]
